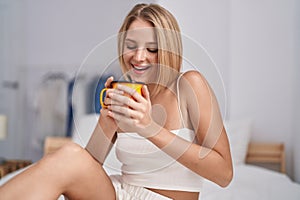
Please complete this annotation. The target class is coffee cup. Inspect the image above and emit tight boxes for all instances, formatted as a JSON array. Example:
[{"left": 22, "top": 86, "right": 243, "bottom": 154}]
[{"left": 100, "top": 81, "right": 144, "bottom": 108}]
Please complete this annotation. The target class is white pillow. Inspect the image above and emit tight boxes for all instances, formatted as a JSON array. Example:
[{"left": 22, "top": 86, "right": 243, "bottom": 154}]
[
  {"left": 224, "top": 119, "right": 252, "bottom": 165},
  {"left": 72, "top": 114, "right": 99, "bottom": 146}
]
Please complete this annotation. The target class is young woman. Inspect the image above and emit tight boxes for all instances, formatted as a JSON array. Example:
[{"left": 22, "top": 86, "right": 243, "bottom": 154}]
[{"left": 0, "top": 4, "right": 233, "bottom": 200}]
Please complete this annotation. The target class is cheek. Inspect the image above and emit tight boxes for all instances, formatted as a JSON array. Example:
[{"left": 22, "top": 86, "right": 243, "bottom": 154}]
[
  {"left": 148, "top": 53, "right": 158, "bottom": 64},
  {"left": 122, "top": 51, "right": 133, "bottom": 64}
]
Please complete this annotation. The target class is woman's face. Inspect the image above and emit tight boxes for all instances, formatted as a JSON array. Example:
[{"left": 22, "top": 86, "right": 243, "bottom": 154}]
[{"left": 122, "top": 19, "right": 158, "bottom": 83}]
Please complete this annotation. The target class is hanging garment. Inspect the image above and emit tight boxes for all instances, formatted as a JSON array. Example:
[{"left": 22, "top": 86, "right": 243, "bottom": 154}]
[{"left": 33, "top": 73, "right": 68, "bottom": 149}]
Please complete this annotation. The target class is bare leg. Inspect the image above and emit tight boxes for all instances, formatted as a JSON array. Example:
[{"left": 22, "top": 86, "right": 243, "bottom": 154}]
[{"left": 0, "top": 142, "right": 116, "bottom": 200}]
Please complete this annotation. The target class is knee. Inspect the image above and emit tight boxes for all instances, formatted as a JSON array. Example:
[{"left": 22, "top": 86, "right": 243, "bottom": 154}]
[
  {"left": 42, "top": 142, "right": 91, "bottom": 169},
  {"left": 59, "top": 142, "right": 84, "bottom": 156},
  {"left": 55, "top": 142, "right": 92, "bottom": 164}
]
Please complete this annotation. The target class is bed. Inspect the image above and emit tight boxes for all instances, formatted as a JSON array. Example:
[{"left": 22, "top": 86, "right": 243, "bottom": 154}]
[{"left": 1, "top": 114, "right": 300, "bottom": 200}]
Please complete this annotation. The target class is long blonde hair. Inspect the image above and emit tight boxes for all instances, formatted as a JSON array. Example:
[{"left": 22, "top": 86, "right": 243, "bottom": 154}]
[{"left": 118, "top": 4, "right": 182, "bottom": 96}]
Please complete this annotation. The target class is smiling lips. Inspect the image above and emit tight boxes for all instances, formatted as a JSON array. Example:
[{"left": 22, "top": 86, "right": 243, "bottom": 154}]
[{"left": 132, "top": 64, "right": 151, "bottom": 74}]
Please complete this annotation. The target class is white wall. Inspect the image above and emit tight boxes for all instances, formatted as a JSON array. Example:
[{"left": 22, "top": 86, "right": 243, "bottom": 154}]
[
  {"left": 157, "top": 0, "right": 230, "bottom": 118},
  {"left": 293, "top": 0, "right": 300, "bottom": 183},
  {"left": 229, "top": 0, "right": 298, "bottom": 179},
  {"left": 23, "top": 0, "right": 152, "bottom": 67},
  {"left": 0, "top": 0, "right": 27, "bottom": 160}
]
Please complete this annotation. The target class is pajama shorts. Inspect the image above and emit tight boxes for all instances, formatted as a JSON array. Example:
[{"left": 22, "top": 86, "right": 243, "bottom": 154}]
[{"left": 110, "top": 175, "right": 172, "bottom": 200}]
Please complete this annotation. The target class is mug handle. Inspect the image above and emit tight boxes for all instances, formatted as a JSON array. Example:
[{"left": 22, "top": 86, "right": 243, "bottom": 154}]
[{"left": 100, "top": 88, "right": 108, "bottom": 109}]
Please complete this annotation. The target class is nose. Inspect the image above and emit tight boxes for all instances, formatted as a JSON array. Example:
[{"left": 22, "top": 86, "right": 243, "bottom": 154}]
[{"left": 134, "top": 48, "right": 147, "bottom": 62}]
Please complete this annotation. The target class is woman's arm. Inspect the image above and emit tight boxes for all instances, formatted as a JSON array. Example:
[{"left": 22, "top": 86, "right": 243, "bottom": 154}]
[
  {"left": 148, "top": 71, "right": 233, "bottom": 187},
  {"left": 85, "top": 77, "right": 118, "bottom": 164},
  {"left": 85, "top": 113, "right": 117, "bottom": 164}
]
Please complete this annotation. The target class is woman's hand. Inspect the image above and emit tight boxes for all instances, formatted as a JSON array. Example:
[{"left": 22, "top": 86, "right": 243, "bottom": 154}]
[{"left": 107, "top": 84, "right": 160, "bottom": 137}]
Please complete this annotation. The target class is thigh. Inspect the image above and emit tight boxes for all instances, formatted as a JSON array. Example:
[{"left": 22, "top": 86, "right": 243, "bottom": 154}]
[
  {"left": 53, "top": 143, "right": 116, "bottom": 200},
  {"left": 0, "top": 143, "right": 116, "bottom": 200}
]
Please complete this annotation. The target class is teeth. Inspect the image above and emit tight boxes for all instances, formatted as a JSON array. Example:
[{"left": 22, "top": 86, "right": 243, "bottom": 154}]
[{"left": 132, "top": 64, "right": 150, "bottom": 71}]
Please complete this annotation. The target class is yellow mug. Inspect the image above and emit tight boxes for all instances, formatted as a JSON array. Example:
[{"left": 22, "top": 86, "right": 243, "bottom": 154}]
[{"left": 100, "top": 81, "right": 144, "bottom": 108}]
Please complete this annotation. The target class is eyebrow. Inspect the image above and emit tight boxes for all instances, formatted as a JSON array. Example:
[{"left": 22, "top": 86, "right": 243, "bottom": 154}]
[{"left": 125, "top": 38, "right": 157, "bottom": 45}]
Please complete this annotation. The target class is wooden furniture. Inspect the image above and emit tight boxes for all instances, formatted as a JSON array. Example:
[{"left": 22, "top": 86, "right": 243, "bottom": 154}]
[
  {"left": 44, "top": 136, "right": 72, "bottom": 155},
  {"left": 246, "top": 142, "right": 286, "bottom": 173},
  {"left": 0, "top": 160, "right": 32, "bottom": 179}
]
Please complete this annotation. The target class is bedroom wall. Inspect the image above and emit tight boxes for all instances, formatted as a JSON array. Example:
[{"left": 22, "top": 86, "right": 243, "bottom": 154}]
[
  {"left": 293, "top": 0, "right": 300, "bottom": 183},
  {"left": 158, "top": 0, "right": 299, "bottom": 180},
  {"left": 229, "top": 0, "right": 298, "bottom": 180},
  {"left": 23, "top": 0, "right": 152, "bottom": 67},
  {"left": 2, "top": 0, "right": 153, "bottom": 161},
  {"left": 157, "top": 0, "right": 230, "bottom": 118}
]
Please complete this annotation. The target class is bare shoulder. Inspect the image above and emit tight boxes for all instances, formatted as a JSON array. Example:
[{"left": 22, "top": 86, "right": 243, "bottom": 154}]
[
  {"left": 178, "top": 70, "right": 214, "bottom": 112},
  {"left": 179, "top": 70, "right": 210, "bottom": 92}
]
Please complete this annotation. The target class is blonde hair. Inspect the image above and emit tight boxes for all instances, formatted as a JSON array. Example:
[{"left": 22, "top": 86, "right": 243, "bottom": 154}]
[{"left": 118, "top": 4, "right": 182, "bottom": 95}]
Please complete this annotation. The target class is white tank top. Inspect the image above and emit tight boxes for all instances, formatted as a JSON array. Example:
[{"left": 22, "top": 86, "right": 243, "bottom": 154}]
[{"left": 115, "top": 74, "right": 204, "bottom": 192}]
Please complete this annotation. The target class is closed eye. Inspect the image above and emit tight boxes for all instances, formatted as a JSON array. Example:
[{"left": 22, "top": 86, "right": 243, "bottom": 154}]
[
  {"left": 147, "top": 48, "right": 158, "bottom": 53},
  {"left": 126, "top": 45, "right": 137, "bottom": 50}
]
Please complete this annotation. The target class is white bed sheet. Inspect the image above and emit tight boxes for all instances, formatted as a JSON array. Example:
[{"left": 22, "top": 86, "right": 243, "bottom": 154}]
[
  {"left": 1, "top": 163, "right": 299, "bottom": 200},
  {"left": 201, "top": 164, "right": 300, "bottom": 200}
]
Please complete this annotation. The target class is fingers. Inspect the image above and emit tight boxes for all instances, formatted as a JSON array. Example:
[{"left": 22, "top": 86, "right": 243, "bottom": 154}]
[
  {"left": 107, "top": 84, "right": 151, "bottom": 113},
  {"left": 102, "top": 76, "right": 114, "bottom": 108},
  {"left": 142, "top": 85, "right": 150, "bottom": 102},
  {"left": 107, "top": 110, "right": 138, "bottom": 128},
  {"left": 106, "top": 84, "right": 153, "bottom": 135},
  {"left": 104, "top": 76, "right": 114, "bottom": 88},
  {"left": 107, "top": 92, "right": 139, "bottom": 109},
  {"left": 103, "top": 89, "right": 124, "bottom": 106},
  {"left": 108, "top": 105, "right": 142, "bottom": 119},
  {"left": 107, "top": 90, "right": 149, "bottom": 121},
  {"left": 115, "top": 84, "right": 136, "bottom": 97},
  {"left": 116, "top": 84, "right": 148, "bottom": 103}
]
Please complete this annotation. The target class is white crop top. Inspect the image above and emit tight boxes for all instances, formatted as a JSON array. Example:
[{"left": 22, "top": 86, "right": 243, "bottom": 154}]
[{"left": 115, "top": 74, "right": 204, "bottom": 192}]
